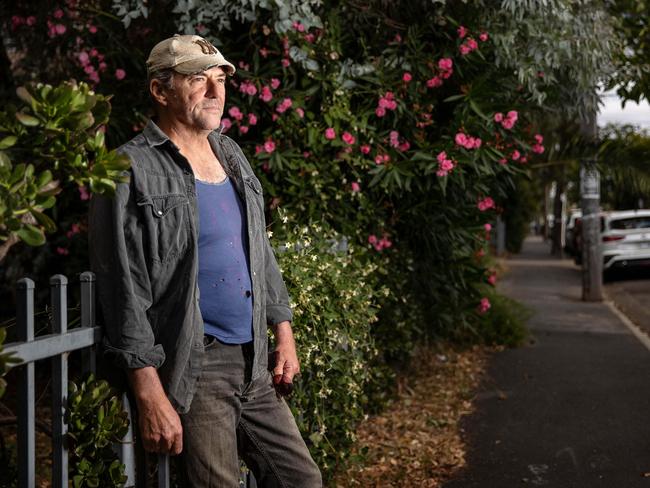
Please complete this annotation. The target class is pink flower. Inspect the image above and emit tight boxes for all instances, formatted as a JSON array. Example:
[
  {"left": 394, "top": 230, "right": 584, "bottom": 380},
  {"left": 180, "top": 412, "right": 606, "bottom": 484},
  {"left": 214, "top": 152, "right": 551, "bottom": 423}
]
[
  {"left": 55, "top": 24, "right": 66, "bottom": 35},
  {"left": 26, "top": 16, "right": 37, "bottom": 26},
  {"left": 115, "top": 69, "right": 126, "bottom": 80},
  {"left": 534, "top": 134, "right": 544, "bottom": 144},
  {"left": 436, "top": 169, "right": 449, "bottom": 177},
  {"left": 88, "top": 71, "right": 100, "bottom": 83},
  {"left": 325, "top": 128, "right": 336, "bottom": 140},
  {"left": 239, "top": 81, "right": 257, "bottom": 96},
  {"left": 494, "top": 112, "right": 504, "bottom": 123},
  {"left": 281, "top": 58, "right": 290, "bottom": 68},
  {"left": 78, "top": 51, "right": 89, "bottom": 65},
  {"left": 54, "top": 9, "right": 64, "bottom": 19},
  {"left": 272, "top": 114, "right": 278, "bottom": 122},
  {"left": 532, "top": 144, "right": 545, "bottom": 154},
  {"left": 228, "top": 106, "right": 244, "bottom": 121},
  {"left": 426, "top": 77, "right": 443, "bottom": 88},
  {"left": 342, "top": 132, "right": 356, "bottom": 145},
  {"left": 498, "top": 158, "right": 508, "bottom": 165},
  {"left": 259, "top": 86, "right": 273, "bottom": 103},
  {"left": 78, "top": 186, "right": 90, "bottom": 201},
  {"left": 375, "top": 154, "right": 390, "bottom": 165},
  {"left": 360, "top": 144, "right": 371, "bottom": 154},
  {"left": 459, "top": 44, "right": 472, "bottom": 56},
  {"left": 477, "top": 196, "right": 495, "bottom": 212},
  {"left": 220, "top": 118, "right": 232, "bottom": 132},
  {"left": 501, "top": 118, "right": 515, "bottom": 130},
  {"left": 507, "top": 110, "right": 518, "bottom": 122},
  {"left": 260, "top": 47, "right": 269, "bottom": 58},
  {"left": 479, "top": 32, "right": 489, "bottom": 42},
  {"left": 477, "top": 297, "right": 491, "bottom": 314},
  {"left": 467, "top": 38, "right": 478, "bottom": 50},
  {"left": 88, "top": 25, "right": 97, "bottom": 34},
  {"left": 295, "top": 108, "right": 305, "bottom": 118},
  {"left": 375, "top": 107, "right": 386, "bottom": 117},
  {"left": 438, "top": 58, "right": 453, "bottom": 71},
  {"left": 458, "top": 25, "right": 468, "bottom": 38},
  {"left": 511, "top": 150, "right": 521, "bottom": 161},
  {"left": 56, "top": 247, "right": 69, "bottom": 256},
  {"left": 262, "top": 162, "right": 270, "bottom": 173},
  {"left": 437, "top": 151, "right": 448, "bottom": 162},
  {"left": 264, "top": 139, "right": 276, "bottom": 153},
  {"left": 11, "top": 15, "right": 24, "bottom": 30},
  {"left": 303, "top": 151, "right": 311, "bottom": 158},
  {"left": 239, "top": 125, "right": 249, "bottom": 134},
  {"left": 351, "top": 182, "right": 361, "bottom": 192},
  {"left": 399, "top": 141, "right": 411, "bottom": 152},
  {"left": 378, "top": 236, "right": 392, "bottom": 250},
  {"left": 389, "top": 130, "right": 400, "bottom": 148},
  {"left": 271, "top": 78, "right": 281, "bottom": 90},
  {"left": 90, "top": 48, "right": 99, "bottom": 57},
  {"left": 304, "top": 33, "right": 315, "bottom": 43},
  {"left": 368, "top": 234, "right": 378, "bottom": 245},
  {"left": 440, "top": 159, "right": 455, "bottom": 172},
  {"left": 255, "top": 145, "right": 263, "bottom": 155},
  {"left": 484, "top": 223, "right": 492, "bottom": 232},
  {"left": 99, "top": 62, "right": 107, "bottom": 72},
  {"left": 292, "top": 21, "right": 305, "bottom": 32},
  {"left": 455, "top": 132, "right": 468, "bottom": 147},
  {"left": 487, "top": 273, "right": 497, "bottom": 286},
  {"left": 402, "top": 72, "right": 412, "bottom": 82},
  {"left": 276, "top": 97, "right": 293, "bottom": 113},
  {"left": 248, "top": 113, "right": 258, "bottom": 125}
]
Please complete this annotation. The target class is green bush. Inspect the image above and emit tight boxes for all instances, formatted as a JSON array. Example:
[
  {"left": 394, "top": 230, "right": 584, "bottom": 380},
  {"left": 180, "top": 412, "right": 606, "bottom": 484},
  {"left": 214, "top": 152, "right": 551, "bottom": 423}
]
[
  {"left": 473, "top": 290, "right": 530, "bottom": 347},
  {"left": 66, "top": 374, "right": 130, "bottom": 488},
  {"left": 272, "top": 212, "right": 388, "bottom": 475}
]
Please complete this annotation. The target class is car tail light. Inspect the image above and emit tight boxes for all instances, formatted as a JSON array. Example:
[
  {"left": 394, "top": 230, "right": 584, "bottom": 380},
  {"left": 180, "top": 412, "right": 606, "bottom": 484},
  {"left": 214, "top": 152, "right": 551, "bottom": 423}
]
[{"left": 602, "top": 235, "right": 625, "bottom": 242}]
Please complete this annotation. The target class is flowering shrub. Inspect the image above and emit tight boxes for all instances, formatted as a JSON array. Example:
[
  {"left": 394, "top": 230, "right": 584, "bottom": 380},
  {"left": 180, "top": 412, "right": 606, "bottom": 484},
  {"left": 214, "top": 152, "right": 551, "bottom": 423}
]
[{"left": 272, "top": 214, "right": 389, "bottom": 473}]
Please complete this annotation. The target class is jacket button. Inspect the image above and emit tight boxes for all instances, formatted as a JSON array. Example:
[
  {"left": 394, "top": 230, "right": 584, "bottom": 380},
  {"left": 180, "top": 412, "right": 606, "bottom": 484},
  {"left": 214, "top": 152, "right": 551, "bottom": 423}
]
[
  {"left": 245, "top": 290, "right": 252, "bottom": 298},
  {"left": 157, "top": 210, "right": 163, "bottom": 215}
]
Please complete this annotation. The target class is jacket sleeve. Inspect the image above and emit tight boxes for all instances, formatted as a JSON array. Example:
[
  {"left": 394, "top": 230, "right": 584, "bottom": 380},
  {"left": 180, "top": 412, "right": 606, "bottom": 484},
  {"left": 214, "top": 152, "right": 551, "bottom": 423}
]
[
  {"left": 263, "top": 230, "right": 294, "bottom": 326},
  {"left": 89, "top": 169, "right": 166, "bottom": 369}
]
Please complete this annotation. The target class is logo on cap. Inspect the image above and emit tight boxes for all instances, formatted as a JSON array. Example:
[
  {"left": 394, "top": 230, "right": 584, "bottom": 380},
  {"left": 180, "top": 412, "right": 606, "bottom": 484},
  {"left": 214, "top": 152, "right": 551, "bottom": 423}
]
[{"left": 194, "top": 39, "right": 218, "bottom": 55}]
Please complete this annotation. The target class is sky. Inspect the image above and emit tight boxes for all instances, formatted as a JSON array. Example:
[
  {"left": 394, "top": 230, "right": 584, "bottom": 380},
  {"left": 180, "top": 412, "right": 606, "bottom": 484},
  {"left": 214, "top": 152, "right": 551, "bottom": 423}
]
[{"left": 598, "top": 90, "right": 650, "bottom": 130}]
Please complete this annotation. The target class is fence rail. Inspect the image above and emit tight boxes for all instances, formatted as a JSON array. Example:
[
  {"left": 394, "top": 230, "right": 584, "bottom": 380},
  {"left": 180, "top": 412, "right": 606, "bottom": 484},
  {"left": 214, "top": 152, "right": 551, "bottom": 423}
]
[
  {"left": 2, "top": 272, "right": 149, "bottom": 488},
  {"left": 4, "top": 271, "right": 258, "bottom": 487}
]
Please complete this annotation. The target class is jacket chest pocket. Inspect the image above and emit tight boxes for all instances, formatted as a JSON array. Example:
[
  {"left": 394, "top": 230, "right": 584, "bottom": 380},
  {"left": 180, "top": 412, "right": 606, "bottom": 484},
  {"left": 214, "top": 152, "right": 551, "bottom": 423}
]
[{"left": 137, "top": 193, "right": 190, "bottom": 263}]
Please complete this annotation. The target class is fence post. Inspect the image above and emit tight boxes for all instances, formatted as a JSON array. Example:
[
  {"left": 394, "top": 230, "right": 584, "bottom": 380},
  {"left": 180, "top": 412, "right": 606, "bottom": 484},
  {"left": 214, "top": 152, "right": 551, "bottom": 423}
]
[
  {"left": 79, "top": 272, "right": 97, "bottom": 374},
  {"left": 50, "top": 275, "right": 69, "bottom": 488},
  {"left": 117, "top": 392, "right": 137, "bottom": 487},
  {"left": 16, "top": 278, "right": 35, "bottom": 488}
]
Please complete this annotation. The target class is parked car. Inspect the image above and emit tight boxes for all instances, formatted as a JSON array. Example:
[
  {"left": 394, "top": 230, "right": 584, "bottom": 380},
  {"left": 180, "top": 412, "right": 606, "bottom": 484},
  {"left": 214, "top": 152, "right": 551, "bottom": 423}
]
[
  {"left": 564, "top": 209, "right": 582, "bottom": 256},
  {"left": 601, "top": 209, "right": 650, "bottom": 273}
]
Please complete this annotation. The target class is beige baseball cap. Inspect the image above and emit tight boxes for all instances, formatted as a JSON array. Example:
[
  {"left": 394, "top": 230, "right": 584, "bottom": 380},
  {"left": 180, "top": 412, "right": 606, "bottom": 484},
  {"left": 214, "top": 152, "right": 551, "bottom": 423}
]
[{"left": 146, "top": 34, "right": 236, "bottom": 75}]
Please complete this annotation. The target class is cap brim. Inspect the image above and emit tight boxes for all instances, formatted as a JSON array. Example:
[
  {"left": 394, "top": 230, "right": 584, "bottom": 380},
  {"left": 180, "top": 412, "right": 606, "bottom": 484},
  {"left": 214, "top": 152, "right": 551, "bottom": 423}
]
[{"left": 174, "top": 56, "right": 236, "bottom": 75}]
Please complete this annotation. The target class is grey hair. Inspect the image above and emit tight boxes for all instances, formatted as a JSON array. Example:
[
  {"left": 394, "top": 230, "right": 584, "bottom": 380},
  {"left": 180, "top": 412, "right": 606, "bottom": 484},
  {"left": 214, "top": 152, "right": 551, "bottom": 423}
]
[{"left": 147, "top": 68, "right": 176, "bottom": 108}]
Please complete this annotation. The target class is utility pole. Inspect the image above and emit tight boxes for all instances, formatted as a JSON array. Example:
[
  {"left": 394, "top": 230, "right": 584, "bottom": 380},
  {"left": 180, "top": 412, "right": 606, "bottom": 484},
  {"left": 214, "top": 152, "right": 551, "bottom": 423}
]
[{"left": 580, "top": 109, "right": 603, "bottom": 302}]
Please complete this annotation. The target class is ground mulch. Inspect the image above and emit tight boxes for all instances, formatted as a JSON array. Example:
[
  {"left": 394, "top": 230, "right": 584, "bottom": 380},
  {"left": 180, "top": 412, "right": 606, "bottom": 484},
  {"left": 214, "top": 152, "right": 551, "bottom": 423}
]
[{"left": 334, "top": 343, "right": 496, "bottom": 488}]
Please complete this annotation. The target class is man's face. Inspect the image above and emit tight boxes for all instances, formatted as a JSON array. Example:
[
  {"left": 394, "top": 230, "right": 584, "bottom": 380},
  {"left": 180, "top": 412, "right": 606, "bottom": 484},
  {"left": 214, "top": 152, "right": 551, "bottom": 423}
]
[{"left": 167, "top": 65, "right": 227, "bottom": 131}]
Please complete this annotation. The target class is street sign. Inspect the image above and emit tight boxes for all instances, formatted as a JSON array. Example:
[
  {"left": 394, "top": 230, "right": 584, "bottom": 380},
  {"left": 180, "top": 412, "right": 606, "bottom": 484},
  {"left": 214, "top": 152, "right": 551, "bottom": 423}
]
[{"left": 580, "top": 165, "right": 600, "bottom": 199}]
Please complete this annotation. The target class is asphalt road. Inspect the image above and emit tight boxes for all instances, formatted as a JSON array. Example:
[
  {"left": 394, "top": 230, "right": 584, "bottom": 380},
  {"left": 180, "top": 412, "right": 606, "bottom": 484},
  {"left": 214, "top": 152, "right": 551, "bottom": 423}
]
[
  {"left": 604, "top": 267, "right": 650, "bottom": 339},
  {"left": 443, "top": 236, "right": 650, "bottom": 488}
]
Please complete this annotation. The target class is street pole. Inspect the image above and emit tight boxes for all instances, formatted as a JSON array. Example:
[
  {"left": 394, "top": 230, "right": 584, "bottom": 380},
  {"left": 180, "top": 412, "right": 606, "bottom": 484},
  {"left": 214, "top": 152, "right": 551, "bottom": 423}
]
[{"left": 580, "top": 106, "right": 603, "bottom": 301}]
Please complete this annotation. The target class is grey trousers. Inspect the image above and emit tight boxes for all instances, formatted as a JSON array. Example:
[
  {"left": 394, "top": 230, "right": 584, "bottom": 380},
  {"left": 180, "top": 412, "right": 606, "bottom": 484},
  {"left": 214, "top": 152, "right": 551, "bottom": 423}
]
[{"left": 180, "top": 337, "right": 322, "bottom": 488}]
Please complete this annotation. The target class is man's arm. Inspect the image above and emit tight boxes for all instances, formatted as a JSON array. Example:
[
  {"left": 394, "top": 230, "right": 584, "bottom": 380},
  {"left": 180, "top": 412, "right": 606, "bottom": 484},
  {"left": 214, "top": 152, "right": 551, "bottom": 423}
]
[
  {"left": 271, "top": 320, "right": 300, "bottom": 383},
  {"left": 89, "top": 174, "right": 181, "bottom": 454},
  {"left": 127, "top": 367, "right": 183, "bottom": 455}
]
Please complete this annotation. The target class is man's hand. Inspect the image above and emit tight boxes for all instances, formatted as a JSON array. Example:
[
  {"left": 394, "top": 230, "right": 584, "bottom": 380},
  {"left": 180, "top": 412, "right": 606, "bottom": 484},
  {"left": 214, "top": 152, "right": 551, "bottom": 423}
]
[
  {"left": 271, "top": 321, "right": 300, "bottom": 385},
  {"left": 128, "top": 367, "right": 183, "bottom": 455}
]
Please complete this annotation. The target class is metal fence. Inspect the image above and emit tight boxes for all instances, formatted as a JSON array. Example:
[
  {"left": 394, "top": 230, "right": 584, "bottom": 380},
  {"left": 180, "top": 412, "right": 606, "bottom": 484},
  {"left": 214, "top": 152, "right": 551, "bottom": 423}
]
[
  {"left": 4, "top": 271, "right": 258, "bottom": 488},
  {"left": 3, "top": 271, "right": 163, "bottom": 488}
]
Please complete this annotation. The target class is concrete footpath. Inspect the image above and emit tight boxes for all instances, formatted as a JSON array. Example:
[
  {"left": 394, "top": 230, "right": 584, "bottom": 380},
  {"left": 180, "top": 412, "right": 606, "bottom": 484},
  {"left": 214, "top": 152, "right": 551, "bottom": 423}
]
[{"left": 444, "top": 236, "right": 650, "bottom": 488}]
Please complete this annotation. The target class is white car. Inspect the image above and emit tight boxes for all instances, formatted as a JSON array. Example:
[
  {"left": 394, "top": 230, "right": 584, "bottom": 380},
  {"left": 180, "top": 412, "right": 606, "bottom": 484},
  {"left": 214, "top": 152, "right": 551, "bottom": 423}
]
[{"left": 602, "top": 210, "right": 650, "bottom": 272}]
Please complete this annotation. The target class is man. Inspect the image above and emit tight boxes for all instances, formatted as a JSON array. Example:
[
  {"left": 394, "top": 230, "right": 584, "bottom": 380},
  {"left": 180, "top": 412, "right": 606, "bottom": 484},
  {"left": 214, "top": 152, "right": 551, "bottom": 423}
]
[{"left": 89, "top": 34, "right": 322, "bottom": 487}]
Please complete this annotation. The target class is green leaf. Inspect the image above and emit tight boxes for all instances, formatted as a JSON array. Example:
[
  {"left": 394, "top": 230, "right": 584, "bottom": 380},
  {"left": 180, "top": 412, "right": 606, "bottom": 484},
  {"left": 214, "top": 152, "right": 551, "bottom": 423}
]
[
  {"left": 15, "top": 112, "right": 40, "bottom": 127},
  {"left": 16, "top": 86, "right": 34, "bottom": 105},
  {"left": 15, "top": 224, "right": 45, "bottom": 246},
  {"left": 0, "top": 136, "right": 17, "bottom": 150},
  {"left": 443, "top": 94, "right": 466, "bottom": 102}
]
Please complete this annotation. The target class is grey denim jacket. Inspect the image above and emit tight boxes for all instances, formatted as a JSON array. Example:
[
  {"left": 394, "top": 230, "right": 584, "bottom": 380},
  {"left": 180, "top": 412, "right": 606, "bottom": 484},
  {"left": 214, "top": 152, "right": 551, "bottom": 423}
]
[{"left": 89, "top": 120, "right": 293, "bottom": 413}]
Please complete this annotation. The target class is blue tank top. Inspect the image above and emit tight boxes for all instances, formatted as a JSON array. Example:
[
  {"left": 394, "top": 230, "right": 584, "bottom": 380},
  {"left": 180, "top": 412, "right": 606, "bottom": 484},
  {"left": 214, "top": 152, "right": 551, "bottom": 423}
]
[{"left": 196, "top": 176, "right": 253, "bottom": 343}]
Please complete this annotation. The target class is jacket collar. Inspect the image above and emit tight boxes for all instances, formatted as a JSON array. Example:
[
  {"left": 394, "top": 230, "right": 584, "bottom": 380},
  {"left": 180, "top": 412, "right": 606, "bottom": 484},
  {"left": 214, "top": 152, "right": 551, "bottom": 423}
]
[{"left": 143, "top": 118, "right": 225, "bottom": 148}]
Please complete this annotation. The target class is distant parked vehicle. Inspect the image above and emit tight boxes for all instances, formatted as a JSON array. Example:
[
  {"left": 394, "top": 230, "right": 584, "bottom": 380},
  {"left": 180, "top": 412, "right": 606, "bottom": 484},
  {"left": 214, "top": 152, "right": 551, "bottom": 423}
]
[
  {"left": 564, "top": 209, "right": 582, "bottom": 256},
  {"left": 602, "top": 209, "right": 650, "bottom": 274}
]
